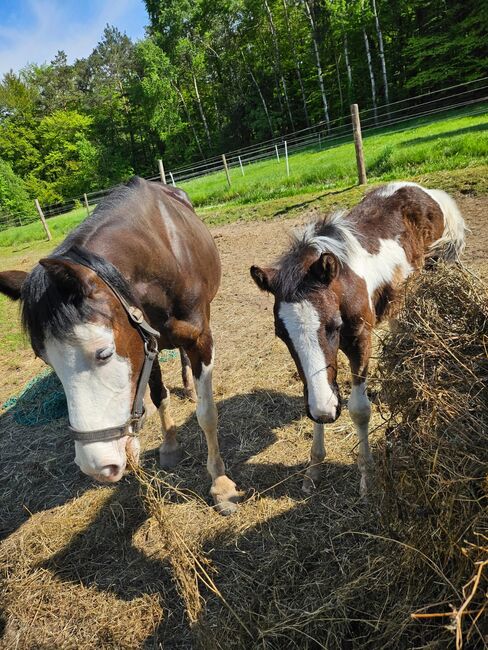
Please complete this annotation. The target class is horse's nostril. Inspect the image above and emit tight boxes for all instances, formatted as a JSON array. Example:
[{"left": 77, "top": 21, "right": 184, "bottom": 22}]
[{"left": 99, "top": 464, "right": 121, "bottom": 479}]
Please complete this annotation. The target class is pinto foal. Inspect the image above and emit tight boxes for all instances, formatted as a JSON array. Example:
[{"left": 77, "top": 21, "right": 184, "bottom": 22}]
[{"left": 251, "top": 182, "right": 465, "bottom": 495}]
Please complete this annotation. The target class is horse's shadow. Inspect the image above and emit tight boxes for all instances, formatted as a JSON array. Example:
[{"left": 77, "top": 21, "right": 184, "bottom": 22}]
[
  {"left": 2, "top": 384, "right": 373, "bottom": 647},
  {"left": 0, "top": 371, "right": 95, "bottom": 540}
]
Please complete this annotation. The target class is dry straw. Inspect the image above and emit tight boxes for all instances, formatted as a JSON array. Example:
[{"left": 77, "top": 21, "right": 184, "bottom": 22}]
[{"left": 0, "top": 262, "right": 486, "bottom": 649}]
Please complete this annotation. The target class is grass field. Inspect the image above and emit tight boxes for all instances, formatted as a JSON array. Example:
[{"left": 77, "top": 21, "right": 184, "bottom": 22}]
[
  {"left": 181, "top": 106, "right": 488, "bottom": 207},
  {"left": 1, "top": 105, "right": 487, "bottom": 248}
]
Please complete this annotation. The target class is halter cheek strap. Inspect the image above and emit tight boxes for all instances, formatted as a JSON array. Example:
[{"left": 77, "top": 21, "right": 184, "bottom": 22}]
[{"left": 54, "top": 252, "right": 161, "bottom": 444}]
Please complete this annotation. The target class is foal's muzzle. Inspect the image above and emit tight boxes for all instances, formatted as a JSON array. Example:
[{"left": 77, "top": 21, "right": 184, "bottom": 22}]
[{"left": 304, "top": 384, "right": 342, "bottom": 424}]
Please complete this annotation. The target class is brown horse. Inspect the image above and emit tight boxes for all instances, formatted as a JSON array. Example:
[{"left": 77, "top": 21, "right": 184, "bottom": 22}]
[
  {"left": 0, "top": 177, "right": 239, "bottom": 514},
  {"left": 250, "top": 182, "right": 465, "bottom": 496}
]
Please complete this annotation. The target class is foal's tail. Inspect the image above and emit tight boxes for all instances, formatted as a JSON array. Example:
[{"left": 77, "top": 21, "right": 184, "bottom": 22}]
[{"left": 427, "top": 189, "right": 466, "bottom": 262}]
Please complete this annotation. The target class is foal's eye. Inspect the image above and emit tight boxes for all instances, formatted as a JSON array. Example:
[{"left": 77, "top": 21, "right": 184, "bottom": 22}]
[{"left": 96, "top": 345, "right": 114, "bottom": 361}]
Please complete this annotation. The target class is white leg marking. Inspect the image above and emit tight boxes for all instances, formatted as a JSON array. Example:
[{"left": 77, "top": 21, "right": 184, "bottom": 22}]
[
  {"left": 348, "top": 382, "right": 373, "bottom": 497},
  {"left": 194, "top": 349, "right": 238, "bottom": 514},
  {"left": 302, "top": 422, "right": 325, "bottom": 494},
  {"left": 279, "top": 300, "right": 338, "bottom": 422}
]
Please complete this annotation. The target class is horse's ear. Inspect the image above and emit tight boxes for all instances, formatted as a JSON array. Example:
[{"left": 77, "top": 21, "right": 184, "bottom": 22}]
[
  {"left": 310, "top": 253, "right": 339, "bottom": 284},
  {"left": 250, "top": 265, "right": 276, "bottom": 293},
  {"left": 39, "top": 258, "right": 95, "bottom": 296},
  {"left": 0, "top": 270, "right": 28, "bottom": 300}
]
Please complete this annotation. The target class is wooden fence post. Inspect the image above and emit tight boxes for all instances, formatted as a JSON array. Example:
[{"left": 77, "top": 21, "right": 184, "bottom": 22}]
[
  {"left": 284, "top": 141, "right": 290, "bottom": 177},
  {"left": 158, "top": 159, "right": 166, "bottom": 184},
  {"left": 350, "top": 104, "right": 367, "bottom": 185},
  {"left": 222, "top": 154, "right": 231, "bottom": 187},
  {"left": 35, "top": 199, "right": 52, "bottom": 241},
  {"left": 83, "top": 193, "right": 90, "bottom": 218}
]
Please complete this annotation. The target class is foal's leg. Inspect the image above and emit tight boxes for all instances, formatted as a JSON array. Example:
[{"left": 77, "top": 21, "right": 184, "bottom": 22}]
[
  {"left": 302, "top": 422, "right": 325, "bottom": 494},
  {"left": 346, "top": 332, "right": 374, "bottom": 497},
  {"left": 185, "top": 331, "right": 239, "bottom": 515},
  {"left": 179, "top": 347, "right": 197, "bottom": 401},
  {"left": 150, "top": 359, "right": 182, "bottom": 469}
]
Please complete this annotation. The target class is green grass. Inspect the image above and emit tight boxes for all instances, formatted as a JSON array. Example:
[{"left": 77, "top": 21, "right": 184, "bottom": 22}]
[
  {"left": 0, "top": 206, "right": 89, "bottom": 247},
  {"left": 1, "top": 105, "right": 487, "bottom": 247},
  {"left": 180, "top": 105, "right": 488, "bottom": 207}
]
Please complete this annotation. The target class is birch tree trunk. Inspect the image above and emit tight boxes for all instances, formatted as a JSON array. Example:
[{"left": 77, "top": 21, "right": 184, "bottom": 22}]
[
  {"left": 283, "top": 0, "right": 310, "bottom": 126},
  {"left": 303, "top": 0, "right": 330, "bottom": 129},
  {"left": 173, "top": 83, "right": 204, "bottom": 158},
  {"left": 192, "top": 73, "right": 211, "bottom": 146},
  {"left": 264, "top": 0, "right": 295, "bottom": 130},
  {"left": 363, "top": 28, "right": 377, "bottom": 124},
  {"left": 241, "top": 50, "right": 275, "bottom": 137},
  {"left": 344, "top": 35, "right": 352, "bottom": 92},
  {"left": 371, "top": 0, "right": 389, "bottom": 107}
]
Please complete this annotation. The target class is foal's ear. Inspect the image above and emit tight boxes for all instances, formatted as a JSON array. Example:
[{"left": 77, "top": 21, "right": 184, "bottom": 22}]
[
  {"left": 0, "top": 270, "right": 28, "bottom": 300},
  {"left": 39, "top": 258, "right": 95, "bottom": 297},
  {"left": 250, "top": 265, "right": 276, "bottom": 293},
  {"left": 310, "top": 253, "right": 340, "bottom": 284}
]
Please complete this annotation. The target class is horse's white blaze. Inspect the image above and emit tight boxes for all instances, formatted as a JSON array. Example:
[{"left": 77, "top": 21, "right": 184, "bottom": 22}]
[
  {"left": 348, "top": 237, "right": 413, "bottom": 305},
  {"left": 44, "top": 323, "right": 132, "bottom": 477},
  {"left": 279, "top": 300, "right": 338, "bottom": 421}
]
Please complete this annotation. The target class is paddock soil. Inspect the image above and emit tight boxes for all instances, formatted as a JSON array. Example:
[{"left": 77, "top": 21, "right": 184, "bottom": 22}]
[{"left": 0, "top": 192, "right": 486, "bottom": 649}]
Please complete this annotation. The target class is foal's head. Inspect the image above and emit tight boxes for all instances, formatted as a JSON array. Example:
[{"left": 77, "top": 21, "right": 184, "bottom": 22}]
[
  {"left": 0, "top": 247, "right": 147, "bottom": 482},
  {"left": 251, "top": 219, "right": 349, "bottom": 424}
]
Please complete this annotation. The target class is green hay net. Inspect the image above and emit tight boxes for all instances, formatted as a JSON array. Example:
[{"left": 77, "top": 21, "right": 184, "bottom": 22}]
[{"left": 2, "top": 349, "right": 179, "bottom": 426}]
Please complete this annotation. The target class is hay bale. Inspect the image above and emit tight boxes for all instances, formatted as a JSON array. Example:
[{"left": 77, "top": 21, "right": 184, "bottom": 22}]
[{"left": 375, "top": 263, "right": 487, "bottom": 648}]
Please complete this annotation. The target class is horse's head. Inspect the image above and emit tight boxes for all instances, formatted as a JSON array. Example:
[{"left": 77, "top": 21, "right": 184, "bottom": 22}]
[
  {"left": 251, "top": 247, "right": 342, "bottom": 424},
  {"left": 0, "top": 249, "right": 151, "bottom": 483}
]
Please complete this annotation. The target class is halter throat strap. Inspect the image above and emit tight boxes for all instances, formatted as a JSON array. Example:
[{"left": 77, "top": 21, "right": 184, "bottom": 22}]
[{"left": 55, "top": 250, "right": 160, "bottom": 443}]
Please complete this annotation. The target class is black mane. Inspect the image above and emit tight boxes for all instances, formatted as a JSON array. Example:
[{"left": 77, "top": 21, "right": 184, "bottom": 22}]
[
  {"left": 272, "top": 218, "right": 343, "bottom": 301},
  {"left": 21, "top": 181, "right": 145, "bottom": 355}
]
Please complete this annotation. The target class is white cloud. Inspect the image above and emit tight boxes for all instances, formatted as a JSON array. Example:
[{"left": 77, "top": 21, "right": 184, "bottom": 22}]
[{"left": 0, "top": 0, "right": 146, "bottom": 76}]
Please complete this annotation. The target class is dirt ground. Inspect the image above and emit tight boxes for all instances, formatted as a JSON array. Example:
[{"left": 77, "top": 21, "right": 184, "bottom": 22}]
[{"left": 0, "top": 193, "right": 486, "bottom": 648}]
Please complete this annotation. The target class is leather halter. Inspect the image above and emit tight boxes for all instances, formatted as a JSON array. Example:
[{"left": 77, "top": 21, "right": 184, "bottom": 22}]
[{"left": 56, "top": 251, "right": 160, "bottom": 444}]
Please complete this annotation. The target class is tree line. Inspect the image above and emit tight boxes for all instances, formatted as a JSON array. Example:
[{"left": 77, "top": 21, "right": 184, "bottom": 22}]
[{"left": 0, "top": 0, "right": 486, "bottom": 215}]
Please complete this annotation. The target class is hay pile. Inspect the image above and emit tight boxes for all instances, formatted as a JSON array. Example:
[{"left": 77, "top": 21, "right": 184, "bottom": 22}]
[
  {"left": 188, "top": 263, "right": 487, "bottom": 649},
  {"left": 373, "top": 263, "right": 487, "bottom": 648}
]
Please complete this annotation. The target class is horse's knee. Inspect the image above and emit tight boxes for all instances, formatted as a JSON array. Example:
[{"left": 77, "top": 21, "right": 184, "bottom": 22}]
[
  {"left": 348, "top": 383, "right": 371, "bottom": 426},
  {"left": 196, "top": 400, "right": 217, "bottom": 433}
]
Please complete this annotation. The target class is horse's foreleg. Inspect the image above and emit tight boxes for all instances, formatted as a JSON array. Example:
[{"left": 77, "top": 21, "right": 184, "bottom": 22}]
[
  {"left": 185, "top": 333, "right": 239, "bottom": 515},
  {"left": 179, "top": 348, "right": 197, "bottom": 401},
  {"left": 150, "top": 359, "right": 182, "bottom": 469},
  {"left": 302, "top": 422, "right": 325, "bottom": 494},
  {"left": 347, "top": 333, "right": 374, "bottom": 497}
]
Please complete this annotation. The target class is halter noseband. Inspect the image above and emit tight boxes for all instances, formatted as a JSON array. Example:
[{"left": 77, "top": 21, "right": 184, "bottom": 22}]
[{"left": 55, "top": 251, "right": 160, "bottom": 444}]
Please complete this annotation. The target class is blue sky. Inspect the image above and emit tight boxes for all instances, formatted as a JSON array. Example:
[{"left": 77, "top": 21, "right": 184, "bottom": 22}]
[{"left": 0, "top": 0, "right": 149, "bottom": 75}]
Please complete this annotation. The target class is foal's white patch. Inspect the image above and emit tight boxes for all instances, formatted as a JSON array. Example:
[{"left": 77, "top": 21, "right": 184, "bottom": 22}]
[
  {"left": 279, "top": 300, "right": 338, "bottom": 421},
  {"left": 159, "top": 200, "right": 182, "bottom": 259},
  {"left": 348, "top": 237, "right": 412, "bottom": 303},
  {"left": 44, "top": 323, "right": 132, "bottom": 477}
]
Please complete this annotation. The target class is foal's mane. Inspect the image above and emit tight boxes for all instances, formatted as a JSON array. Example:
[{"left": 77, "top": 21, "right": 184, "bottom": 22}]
[
  {"left": 272, "top": 211, "right": 360, "bottom": 301},
  {"left": 21, "top": 181, "right": 144, "bottom": 354}
]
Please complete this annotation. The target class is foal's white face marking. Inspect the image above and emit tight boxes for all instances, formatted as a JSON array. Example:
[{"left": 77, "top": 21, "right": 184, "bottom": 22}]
[
  {"left": 279, "top": 300, "right": 338, "bottom": 422},
  {"left": 44, "top": 323, "right": 132, "bottom": 482}
]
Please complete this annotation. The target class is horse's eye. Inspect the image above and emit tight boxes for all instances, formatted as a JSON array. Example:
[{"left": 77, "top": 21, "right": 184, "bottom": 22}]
[{"left": 96, "top": 345, "right": 114, "bottom": 361}]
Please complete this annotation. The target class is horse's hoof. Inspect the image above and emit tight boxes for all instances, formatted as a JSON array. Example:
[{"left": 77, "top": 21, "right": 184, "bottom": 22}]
[
  {"left": 213, "top": 498, "right": 239, "bottom": 516},
  {"left": 159, "top": 444, "right": 183, "bottom": 469},
  {"left": 302, "top": 477, "right": 315, "bottom": 495},
  {"left": 210, "top": 476, "right": 240, "bottom": 515}
]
